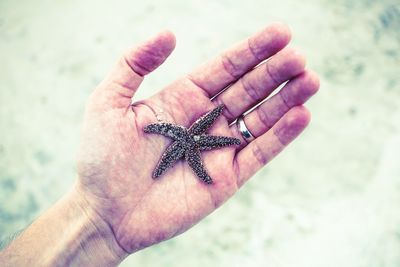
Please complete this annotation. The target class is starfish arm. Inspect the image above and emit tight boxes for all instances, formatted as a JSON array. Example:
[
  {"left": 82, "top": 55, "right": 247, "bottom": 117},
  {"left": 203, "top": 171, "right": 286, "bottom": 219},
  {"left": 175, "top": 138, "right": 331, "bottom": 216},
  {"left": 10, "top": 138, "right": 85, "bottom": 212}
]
[
  {"left": 188, "top": 105, "right": 224, "bottom": 135},
  {"left": 153, "top": 141, "right": 186, "bottom": 178},
  {"left": 185, "top": 148, "right": 213, "bottom": 184},
  {"left": 144, "top": 123, "right": 187, "bottom": 141},
  {"left": 197, "top": 135, "right": 241, "bottom": 151}
]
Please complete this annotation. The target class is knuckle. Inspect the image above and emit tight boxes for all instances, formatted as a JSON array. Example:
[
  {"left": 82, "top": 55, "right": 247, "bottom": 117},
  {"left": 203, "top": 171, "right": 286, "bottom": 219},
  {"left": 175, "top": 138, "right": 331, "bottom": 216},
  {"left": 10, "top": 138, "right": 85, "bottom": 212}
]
[
  {"left": 220, "top": 53, "right": 241, "bottom": 79},
  {"left": 241, "top": 76, "right": 261, "bottom": 101},
  {"left": 252, "top": 141, "right": 269, "bottom": 166},
  {"left": 256, "top": 106, "right": 273, "bottom": 129}
]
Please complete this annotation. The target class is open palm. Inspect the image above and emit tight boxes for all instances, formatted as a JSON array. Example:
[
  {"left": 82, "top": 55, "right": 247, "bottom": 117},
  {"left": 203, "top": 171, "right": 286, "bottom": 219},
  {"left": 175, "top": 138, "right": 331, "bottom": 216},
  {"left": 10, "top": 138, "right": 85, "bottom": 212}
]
[{"left": 75, "top": 23, "right": 319, "bottom": 255}]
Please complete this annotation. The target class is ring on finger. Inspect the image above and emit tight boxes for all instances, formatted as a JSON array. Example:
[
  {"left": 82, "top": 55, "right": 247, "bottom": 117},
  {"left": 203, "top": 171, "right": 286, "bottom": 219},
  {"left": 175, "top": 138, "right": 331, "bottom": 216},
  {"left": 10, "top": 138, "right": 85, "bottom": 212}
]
[{"left": 236, "top": 115, "right": 255, "bottom": 142}]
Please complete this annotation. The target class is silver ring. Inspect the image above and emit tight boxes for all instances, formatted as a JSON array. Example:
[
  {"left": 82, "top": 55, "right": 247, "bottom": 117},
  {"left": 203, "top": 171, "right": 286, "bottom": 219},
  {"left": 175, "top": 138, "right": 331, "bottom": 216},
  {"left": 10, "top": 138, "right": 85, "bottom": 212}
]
[{"left": 236, "top": 115, "right": 255, "bottom": 142}]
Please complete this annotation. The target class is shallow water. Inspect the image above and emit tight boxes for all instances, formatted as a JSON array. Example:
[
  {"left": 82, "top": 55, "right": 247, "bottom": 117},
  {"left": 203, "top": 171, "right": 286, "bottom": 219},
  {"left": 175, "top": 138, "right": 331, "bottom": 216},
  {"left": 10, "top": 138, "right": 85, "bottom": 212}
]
[{"left": 1, "top": 0, "right": 399, "bottom": 266}]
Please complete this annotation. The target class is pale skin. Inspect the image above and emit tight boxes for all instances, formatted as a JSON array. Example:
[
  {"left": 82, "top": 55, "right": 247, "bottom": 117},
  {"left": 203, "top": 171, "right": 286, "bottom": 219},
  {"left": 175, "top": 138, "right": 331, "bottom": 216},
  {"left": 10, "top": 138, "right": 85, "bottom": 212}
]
[{"left": 0, "top": 23, "right": 319, "bottom": 266}]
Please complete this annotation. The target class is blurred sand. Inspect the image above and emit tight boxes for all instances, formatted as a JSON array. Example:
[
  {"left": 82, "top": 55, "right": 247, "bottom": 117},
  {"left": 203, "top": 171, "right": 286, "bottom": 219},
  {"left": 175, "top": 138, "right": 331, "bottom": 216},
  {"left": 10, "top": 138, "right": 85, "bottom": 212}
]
[{"left": 1, "top": 0, "right": 399, "bottom": 266}]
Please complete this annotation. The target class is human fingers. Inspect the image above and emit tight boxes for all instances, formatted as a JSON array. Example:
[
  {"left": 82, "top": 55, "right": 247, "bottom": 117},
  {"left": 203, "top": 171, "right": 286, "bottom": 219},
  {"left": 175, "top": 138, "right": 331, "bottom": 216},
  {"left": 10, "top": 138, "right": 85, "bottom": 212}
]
[
  {"left": 213, "top": 47, "right": 306, "bottom": 121},
  {"left": 188, "top": 23, "right": 291, "bottom": 98},
  {"left": 230, "top": 70, "right": 319, "bottom": 148},
  {"left": 233, "top": 106, "right": 311, "bottom": 186},
  {"left": 94, "top": 31, "right": 176, "bottom": 109}
]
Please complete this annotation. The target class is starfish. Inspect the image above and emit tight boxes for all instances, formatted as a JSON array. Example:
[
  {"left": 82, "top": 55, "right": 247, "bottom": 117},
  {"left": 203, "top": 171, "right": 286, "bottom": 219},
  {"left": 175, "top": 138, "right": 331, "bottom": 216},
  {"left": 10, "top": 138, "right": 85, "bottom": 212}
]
[{"left": 143, "top": 105, "right": 241, "bottom": 184}]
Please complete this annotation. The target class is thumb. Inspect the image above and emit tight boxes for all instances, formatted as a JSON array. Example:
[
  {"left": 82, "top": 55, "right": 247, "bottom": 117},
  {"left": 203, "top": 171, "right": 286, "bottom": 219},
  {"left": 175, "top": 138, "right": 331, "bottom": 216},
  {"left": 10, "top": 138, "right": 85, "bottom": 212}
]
[{"left": 95, "top": 31, "right": 176, "bottom": 108}]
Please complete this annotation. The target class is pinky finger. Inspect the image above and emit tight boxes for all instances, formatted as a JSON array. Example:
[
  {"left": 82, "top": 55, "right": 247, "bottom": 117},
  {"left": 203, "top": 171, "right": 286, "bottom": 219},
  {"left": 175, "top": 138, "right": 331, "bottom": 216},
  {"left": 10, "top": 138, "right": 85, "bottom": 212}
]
[{"left": 234, "top": 106, "right": 311, "bottom": 187}]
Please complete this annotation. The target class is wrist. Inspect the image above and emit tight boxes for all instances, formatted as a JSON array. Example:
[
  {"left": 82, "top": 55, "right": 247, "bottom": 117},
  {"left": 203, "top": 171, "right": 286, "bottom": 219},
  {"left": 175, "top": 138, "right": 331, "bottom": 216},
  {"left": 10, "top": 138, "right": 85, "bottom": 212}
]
[
  {"left": 49, "top": 185, "right": 128, "bottom": 266},
  {"left": 0, "top": 184, "right": 128, "bottom": 267}
]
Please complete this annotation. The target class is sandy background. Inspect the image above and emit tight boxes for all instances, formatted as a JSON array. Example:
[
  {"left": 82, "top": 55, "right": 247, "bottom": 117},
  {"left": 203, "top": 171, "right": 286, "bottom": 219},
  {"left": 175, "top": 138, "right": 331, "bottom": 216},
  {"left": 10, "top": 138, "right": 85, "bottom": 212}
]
[{"left": 1, "top": 0, "right": 399, "bottom": 266}]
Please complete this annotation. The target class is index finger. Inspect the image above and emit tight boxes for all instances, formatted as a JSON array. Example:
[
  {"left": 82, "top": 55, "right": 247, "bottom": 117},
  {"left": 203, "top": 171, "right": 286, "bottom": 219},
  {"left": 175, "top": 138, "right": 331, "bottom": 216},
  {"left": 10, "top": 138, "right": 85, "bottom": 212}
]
[{"left": 187, "top": 22, "right": 291, "bottom": 97}]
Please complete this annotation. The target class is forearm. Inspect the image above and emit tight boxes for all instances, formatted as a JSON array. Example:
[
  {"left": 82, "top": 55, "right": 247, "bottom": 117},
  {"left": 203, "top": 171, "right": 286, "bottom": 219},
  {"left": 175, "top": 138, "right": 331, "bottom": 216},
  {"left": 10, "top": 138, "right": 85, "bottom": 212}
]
[{"left": 0, "top": 185, "right": 127, "bottom": 267}]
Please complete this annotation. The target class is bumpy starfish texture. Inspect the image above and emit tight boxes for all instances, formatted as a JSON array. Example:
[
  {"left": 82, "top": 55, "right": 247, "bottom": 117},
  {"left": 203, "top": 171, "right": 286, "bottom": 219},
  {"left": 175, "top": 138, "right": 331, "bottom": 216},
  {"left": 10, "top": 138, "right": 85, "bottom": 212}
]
[{"left": 144, "top": 105, "right": 241, "bottom": 184}]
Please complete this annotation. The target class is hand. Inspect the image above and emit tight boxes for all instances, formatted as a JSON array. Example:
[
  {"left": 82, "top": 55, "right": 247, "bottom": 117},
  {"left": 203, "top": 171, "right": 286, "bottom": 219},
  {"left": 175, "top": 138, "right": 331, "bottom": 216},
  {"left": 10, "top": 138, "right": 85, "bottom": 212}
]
[{"left": 75, "top": 23, "right": 319, "bottom": 257}]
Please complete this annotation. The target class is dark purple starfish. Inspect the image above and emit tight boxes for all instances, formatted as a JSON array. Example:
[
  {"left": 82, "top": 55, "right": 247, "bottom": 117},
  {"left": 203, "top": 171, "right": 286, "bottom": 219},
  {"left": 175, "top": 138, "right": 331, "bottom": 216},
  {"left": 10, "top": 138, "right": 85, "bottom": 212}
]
[{"left": 144, "top": 105, "right": 241, "bottom": 184}]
